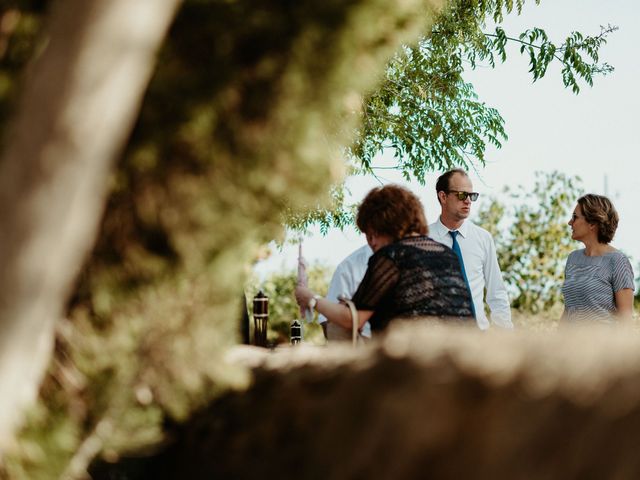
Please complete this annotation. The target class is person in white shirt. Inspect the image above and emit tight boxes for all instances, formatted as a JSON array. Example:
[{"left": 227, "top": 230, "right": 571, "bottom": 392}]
[
  {"left": 428, "top": 169, "right": 513, "bottom": 330},
  {"left": 317, "top": 245, "right": 373, "bottom": 339}
]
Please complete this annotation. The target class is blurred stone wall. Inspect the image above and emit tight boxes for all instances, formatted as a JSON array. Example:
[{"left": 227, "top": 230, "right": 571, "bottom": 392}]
[{"left": 99, "top": 323, "right": 640, "bottom": 479}]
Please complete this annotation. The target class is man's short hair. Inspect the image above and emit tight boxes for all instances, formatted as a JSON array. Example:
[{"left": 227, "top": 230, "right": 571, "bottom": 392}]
[{"left": 435, "top": 168, "right": 468, "bottom": 203}]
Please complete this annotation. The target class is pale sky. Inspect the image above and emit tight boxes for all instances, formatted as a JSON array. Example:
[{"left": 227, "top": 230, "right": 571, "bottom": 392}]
[{"left": 255, "top": 0, "right": 640, "bottom": 279}]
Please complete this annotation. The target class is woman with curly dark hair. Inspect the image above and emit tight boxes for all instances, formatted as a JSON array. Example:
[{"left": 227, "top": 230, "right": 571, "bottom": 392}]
[
  {"left": 295, "top": 184, "right": 474, "bottom": 335},
  {"left": 562, "top": 194, "right": 634, "bottom": 323}
]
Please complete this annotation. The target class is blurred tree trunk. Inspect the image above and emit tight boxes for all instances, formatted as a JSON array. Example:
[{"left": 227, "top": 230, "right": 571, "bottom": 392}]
[
  {"left": 0, "top": 0, "right": 181, "bottom": 448},
  {"left": 1, "top": 1, "right": 447, "bottom": 475}
]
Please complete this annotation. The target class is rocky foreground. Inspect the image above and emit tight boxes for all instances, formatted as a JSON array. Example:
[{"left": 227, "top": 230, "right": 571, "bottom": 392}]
[{"left": 93, "top": 322, "right": 640, "bottom": 479}]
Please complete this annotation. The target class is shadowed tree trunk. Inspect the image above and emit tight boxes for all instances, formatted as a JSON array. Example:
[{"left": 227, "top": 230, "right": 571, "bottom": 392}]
[{"left": 0, "top": 0, "right": 182, "bottom": 448}]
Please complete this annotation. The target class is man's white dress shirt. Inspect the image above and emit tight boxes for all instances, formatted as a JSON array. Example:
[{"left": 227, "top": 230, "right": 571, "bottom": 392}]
[
  {"left": 429, "top": 217, "right": 513, "bottom": 330},
  {"left": 318, "top": 245, "right": 373, "bottom": 337}
]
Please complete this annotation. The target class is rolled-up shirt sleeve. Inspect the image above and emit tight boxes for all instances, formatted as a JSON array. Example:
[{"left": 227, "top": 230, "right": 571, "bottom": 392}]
[{"left": 483, "top": 235, "right": 513, "bottom": 329}]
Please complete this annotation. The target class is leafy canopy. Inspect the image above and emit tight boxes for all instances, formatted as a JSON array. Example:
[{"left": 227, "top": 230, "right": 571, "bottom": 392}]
[{"left": 288, "top": 0, "right": 615, "bottom": 233}]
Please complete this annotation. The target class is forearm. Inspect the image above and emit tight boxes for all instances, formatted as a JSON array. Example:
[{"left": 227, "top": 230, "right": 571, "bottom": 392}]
[
  {"left": 488, "top": 302, "right": 513, "bottom": 328},
  {"left": 313, "top": 297, "right": 352, "bottom": 329},
  {"left": 615, "top": 288, "right": 634, "bottom": 323},
  {"left": 318, "top": 270, "right": 350, "bottom": 324},
  {"left": 484, "top": 240, "right": 513, "bottom": 328},
  {"left": 295, "top": 286, "right": 372, "bottom": 330},
  {"left": 486, "top": 289, "right": 513, "bottom": 328},
  {"left": 616, "top": 309, "right": 633, "bottom": 323}
]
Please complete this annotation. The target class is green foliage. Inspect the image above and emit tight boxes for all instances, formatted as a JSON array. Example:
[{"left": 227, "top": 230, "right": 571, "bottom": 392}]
[
  {"left": 513, "top": 25, "right": 616, "bottom": 93},
  {"left": 0, "top": 3, "right": 47, "bottom": 140},
  {"left": 292, "top": 0, "right": 615, "bottom": 233},
  {"left": 4, "top": 285, "right": 248, "bottom": 480},
  {"left": 0, "top": 0, "right": 616, "bottom": 476},
  {"left": 354, "top": 42, "right": 507, "bottom": 181},
  {"left": 1, "top": 2, "right": 616, "bottom": 239},
  {"left": 4, "top": 0, "right": 446, "bottom": 476},
  {"left": 477, "top": 171, "right": 583, "bottom": 313},
  {"left": 245, "top": 264, "right": 331, "bottom": 345},
  {"left": 284, "top": 182, "right": 357, "bottom": 235},
  {"left": 2, "top": 400, "right": 80, "bottom": 480},
  {"left": 352, "top": 0, "right": 615, "bottom": 176}
]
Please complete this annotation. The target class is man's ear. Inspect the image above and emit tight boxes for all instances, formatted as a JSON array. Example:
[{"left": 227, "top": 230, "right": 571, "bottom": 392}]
[{"left": 437, "top": 191, "right": 445, "bottom": 204}]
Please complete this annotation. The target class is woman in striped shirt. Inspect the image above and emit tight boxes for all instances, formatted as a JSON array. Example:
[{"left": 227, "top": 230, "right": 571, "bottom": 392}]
[{"left": 562, "top": 194, "right": 634, "bottom": 323}]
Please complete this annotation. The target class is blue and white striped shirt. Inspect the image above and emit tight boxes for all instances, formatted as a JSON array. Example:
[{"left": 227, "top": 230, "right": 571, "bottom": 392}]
[{"left": 562, "top": 249, "right": 635, "bottom": 322}]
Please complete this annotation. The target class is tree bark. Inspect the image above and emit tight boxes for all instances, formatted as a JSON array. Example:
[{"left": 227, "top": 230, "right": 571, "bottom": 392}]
[{"left": 0, "top": 0, "right": 182, "bottom": 449}]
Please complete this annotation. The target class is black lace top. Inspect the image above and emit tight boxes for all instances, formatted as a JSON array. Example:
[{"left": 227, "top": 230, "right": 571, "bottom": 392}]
[{"left": 351, "top": 236, "right": 474, "bottom": 332}]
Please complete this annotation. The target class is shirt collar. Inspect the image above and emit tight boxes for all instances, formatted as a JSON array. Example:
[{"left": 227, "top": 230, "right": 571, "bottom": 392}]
[{"left": 435, "top": 216, "right": 469, "bottom": 238}]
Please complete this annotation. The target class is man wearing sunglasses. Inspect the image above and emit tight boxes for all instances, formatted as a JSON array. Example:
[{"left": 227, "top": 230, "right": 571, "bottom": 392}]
[{"left": 429, "top": 169, "right": 513, "bottom": 330}]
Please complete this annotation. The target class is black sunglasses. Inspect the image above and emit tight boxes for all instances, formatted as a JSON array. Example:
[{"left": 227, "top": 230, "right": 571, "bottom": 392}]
[{"left": 446, "top": 191, "right": 479, "bottom": 202}]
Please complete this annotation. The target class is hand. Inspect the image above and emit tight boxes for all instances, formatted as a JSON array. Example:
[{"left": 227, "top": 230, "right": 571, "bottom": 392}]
[{"left": 295, "top": 285, "right": 314, "bottom": 308}]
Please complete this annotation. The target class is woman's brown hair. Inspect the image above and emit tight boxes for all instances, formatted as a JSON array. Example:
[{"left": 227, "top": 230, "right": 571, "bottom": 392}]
[
  {"left": 356, "top": 184, "right": 428, "bottom": 241},
  {"left": 577, "top": 194, "right": 619, "bottom": 244}
]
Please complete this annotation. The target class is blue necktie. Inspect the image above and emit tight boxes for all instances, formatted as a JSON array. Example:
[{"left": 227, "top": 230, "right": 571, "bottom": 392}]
[{"left": 449, "top": 230, "right": 476, "bottom": 318}]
